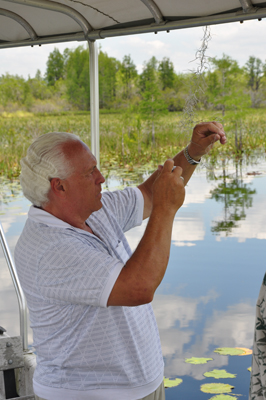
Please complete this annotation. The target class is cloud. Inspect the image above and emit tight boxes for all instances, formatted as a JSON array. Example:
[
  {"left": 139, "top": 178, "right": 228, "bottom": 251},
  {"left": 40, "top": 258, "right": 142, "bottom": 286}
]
[
  {"left": 172, "top": 213, "right": 205, "bottom": 245},
  {"left": 152, "top": 293, "right": 255, "bottom": 379},
  {"left": 153, "top": 291, "right": 218, "bottom": 330}
]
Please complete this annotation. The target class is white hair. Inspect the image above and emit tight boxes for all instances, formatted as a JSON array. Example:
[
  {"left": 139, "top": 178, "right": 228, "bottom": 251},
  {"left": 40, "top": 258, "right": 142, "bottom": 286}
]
[{"left": 20, "top": 131, "right": 81, "bottom": 207}]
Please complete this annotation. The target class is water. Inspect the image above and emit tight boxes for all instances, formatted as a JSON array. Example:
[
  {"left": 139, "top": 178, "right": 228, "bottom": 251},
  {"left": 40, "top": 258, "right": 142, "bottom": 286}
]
[{"left": 1, "top": 158, "right": 266, "bottom": 399}]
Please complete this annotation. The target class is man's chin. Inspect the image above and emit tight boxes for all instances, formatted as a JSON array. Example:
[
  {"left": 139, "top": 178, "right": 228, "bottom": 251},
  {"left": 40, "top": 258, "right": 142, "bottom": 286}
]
[{"left": 92, "top": 201, "right": 103, "bottom": 214}]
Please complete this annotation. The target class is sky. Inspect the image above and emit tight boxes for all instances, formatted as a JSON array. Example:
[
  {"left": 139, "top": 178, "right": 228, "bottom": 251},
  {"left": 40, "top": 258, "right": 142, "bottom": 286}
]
[{"left": 0, "top": 18, "right": 266, "bottom": 79}]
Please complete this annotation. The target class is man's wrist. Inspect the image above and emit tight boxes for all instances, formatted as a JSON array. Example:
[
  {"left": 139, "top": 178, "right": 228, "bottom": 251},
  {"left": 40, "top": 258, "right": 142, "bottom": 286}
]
[{"left": 183, "top": 145, "right": 201, "bottom": 165}]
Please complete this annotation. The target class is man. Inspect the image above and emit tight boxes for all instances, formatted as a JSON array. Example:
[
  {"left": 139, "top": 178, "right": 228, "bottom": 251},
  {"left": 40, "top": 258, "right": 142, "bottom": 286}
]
[{"left": 15, "top": 122, "right": 226, "bottom": 400}]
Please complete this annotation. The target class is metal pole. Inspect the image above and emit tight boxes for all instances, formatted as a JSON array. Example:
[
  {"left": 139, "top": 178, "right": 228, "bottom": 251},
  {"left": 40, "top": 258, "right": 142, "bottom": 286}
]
[
  {"left": 88, "top": 40, "right": 100, "bottom": 166},
  {"left": 0, "top": 223, "right": 28, "bottom": 351}
]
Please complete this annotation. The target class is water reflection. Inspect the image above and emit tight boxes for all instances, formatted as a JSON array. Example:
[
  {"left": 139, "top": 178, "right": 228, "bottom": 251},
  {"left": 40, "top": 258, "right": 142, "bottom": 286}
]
[
  {"left": 1, "top": 159, "right": 266, "bottom": 398},
  {"left": 172, "top": 212, "right": 205, "bottom": 246},
  {"left": 209, "top": 160, "right": 257, "bottom": 236},
  {"left": 153, "top": 294, "right": 255, "bottom": 380}
]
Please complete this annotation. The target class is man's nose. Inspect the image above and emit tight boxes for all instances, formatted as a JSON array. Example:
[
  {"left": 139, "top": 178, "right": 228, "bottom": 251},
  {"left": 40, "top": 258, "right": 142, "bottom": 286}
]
[{"left": 96, "top": 168, "right": 105, "bottom": 183}]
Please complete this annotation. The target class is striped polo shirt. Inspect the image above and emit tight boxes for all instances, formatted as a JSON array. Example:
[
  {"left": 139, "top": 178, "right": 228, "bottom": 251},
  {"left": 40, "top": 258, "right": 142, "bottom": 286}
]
[{"left": 14, "top": 187, "right": 164, "bottom": 400}]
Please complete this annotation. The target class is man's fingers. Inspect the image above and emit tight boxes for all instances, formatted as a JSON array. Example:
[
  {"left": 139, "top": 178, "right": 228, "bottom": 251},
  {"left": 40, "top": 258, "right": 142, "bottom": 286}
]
[
  {"left": 197, "top": 121, "right": 225, "bottom": 136},
  {"left": 196, "top": 122, "right": 227, "bottom": 146},
  {"left": 210, "top": 122, "right": 227, "bottom": 144}
]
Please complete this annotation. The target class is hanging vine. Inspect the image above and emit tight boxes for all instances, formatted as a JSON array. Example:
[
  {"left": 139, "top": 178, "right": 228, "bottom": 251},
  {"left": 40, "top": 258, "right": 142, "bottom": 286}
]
[{"left": 181, "top": 25, "right": 212, "bottom": 129}]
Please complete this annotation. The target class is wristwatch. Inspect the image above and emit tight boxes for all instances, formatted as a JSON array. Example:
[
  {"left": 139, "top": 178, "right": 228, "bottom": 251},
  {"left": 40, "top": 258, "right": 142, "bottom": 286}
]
[{"left": 183, "top": 145, "right": 201, "bottom": 165}]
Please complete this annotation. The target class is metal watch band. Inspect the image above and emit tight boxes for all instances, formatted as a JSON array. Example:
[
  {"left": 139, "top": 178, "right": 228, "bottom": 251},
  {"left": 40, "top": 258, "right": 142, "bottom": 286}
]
[{"left": 183, "top": 145, "right": 201, "bottom": 165}]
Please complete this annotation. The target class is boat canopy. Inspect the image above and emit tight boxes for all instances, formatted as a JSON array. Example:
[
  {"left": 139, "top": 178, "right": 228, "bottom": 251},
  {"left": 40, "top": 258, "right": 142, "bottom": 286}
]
[{"left": 0, "top": 0, "right": 266, "bottom": 49}]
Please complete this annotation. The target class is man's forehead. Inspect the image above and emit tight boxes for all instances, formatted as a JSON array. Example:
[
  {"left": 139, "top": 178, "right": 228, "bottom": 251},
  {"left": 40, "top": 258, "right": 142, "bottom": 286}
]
[
  {"left": 63, "top": 140, "right": 90, "bottom": 156},
  {"left": 62, "top": 140, "right": 96, "bottom": 167}
]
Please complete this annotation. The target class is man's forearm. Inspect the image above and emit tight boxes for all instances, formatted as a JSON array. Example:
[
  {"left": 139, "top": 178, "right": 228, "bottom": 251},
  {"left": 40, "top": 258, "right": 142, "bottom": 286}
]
[
  {"left": 108, "top": 160, "right": 185, "bottom": 307},
  {"left": 107, "top": 208, "right": 175, "bottom": 306}
]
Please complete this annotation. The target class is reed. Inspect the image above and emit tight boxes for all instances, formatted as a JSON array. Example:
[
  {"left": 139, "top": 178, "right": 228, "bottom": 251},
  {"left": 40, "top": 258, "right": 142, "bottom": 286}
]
[{"left": 1, "top": 109, "right": 266, "bottom": 179}]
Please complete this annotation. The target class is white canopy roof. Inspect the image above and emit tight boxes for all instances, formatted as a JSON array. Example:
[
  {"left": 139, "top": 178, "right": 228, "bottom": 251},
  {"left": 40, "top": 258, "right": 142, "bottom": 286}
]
[{"left": 1, "top": 0, "right": 266, "bottom": 48}]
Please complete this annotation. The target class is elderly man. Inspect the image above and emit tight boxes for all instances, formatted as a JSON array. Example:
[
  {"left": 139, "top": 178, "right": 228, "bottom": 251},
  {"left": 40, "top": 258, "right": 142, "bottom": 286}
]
[{"left": 15, "top": 122, "right": 226, "bottom": 400}]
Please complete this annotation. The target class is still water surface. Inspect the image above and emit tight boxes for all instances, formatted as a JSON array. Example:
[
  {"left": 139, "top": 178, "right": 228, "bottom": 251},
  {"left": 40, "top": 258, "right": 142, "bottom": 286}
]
[{"left": 1, "top": 158, "right": 266, "bottom": 399}]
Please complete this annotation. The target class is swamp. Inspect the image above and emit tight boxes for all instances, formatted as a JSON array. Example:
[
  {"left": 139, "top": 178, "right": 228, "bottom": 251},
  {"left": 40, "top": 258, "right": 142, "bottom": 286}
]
[{"left": 1, "top": 109, "right": 266, "bottom": 399}]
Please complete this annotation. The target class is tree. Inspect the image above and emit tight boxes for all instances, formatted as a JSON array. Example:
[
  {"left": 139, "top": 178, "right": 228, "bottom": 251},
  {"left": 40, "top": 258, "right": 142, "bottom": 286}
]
[
  {"left": 138, "top": 57, "right": 167, "bottom": 143},
  {"left": 244, "top": 56, "right": 265, "bottom": 108},
  {"left": 27, "top": 70, "right": 52, "bottom": 100},
  {"left": 0, "top": 74, "right": 26, "bottom": 106},
  {"left": 65, "top": 46, "right": 90, "bottom": 110},
  {"left": 207, "top": 54, "right": 244, "bottom": 115},
  {"left": 158, "top": 57, "right": 175, "bottom": 90},
  {"left": 120, "top": 54, "right": 138, "bottom": 100},
  {"left": 45, "top": 48, "right": 65, "bottom": 86},
  {"left": 99, "top": 50, "right": 120, "bottom": 108}
]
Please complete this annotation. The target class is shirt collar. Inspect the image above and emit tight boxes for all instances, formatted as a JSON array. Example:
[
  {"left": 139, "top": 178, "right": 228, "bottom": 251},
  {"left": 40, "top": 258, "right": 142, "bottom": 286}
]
[{"left": 28, "top": 205, "right": 73, "bottom": 230}]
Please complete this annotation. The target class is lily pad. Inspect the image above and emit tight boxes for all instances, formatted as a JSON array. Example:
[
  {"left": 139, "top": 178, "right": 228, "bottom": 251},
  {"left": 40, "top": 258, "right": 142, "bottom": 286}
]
[
  {"left": 248, "top": 367, "right": 252, "bottom": 372},
  {"left": 214, "top": 347, "right": 245, "bottom": 356},
  {"left": 204, "top": 369, "right": 236, "bottom": 379},
  {"left": 185, "top": 357, "right": 213, "bottom": 364},
  {"left": 164, "top": 377, "right": 183, "bottom": 388},
  {"left": 209, "top": 395, "right": 238, "bottom": 400},
  {"left": 201, "top": 383, "right": 234, "bottom": 394}
]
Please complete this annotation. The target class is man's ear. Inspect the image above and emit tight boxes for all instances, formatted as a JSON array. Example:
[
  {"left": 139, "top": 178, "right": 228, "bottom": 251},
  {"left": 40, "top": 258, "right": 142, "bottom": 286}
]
[{"left": 50, "top": 178, "right": 67, "bottom": 198}]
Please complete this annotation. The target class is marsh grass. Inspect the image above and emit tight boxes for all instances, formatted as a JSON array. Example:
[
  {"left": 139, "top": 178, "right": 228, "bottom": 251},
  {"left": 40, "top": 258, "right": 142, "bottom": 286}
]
[{"left": 1, "top": 109, "right": 266, "bottom": 179}]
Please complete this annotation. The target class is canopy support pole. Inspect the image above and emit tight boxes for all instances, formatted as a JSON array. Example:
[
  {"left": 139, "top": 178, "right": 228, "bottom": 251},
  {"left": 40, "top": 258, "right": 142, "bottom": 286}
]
[
  {"left": 88, "top": 40, "right": 100, "bottom": 165},
  {"left": 0, "top": 223, "right": 28, "bottom": 351}
]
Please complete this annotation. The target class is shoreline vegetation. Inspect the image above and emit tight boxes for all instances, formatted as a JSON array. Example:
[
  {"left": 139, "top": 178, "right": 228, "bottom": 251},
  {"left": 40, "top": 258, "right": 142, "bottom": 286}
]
[
  {"left": 1, "top": 108, "right": 266, "bottom": 181},
  {"left": 1, "top": 48, "right": 266, "bottom": 180}
]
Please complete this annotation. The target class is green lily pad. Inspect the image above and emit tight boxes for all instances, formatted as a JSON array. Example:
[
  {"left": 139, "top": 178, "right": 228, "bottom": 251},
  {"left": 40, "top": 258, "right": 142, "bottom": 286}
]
[
  {"left": 209, "top": 395, "right": 238, "bottom": 400},
  {"left": 201, "top": 383, "right": 234, "bottom": 394},
  {"left": 214, "top": 348, "right": 245, "bottom": 356},
  {"left": 164, "top": 377, "right": 183, "bottom": 388},
  {"left": 203, "top": 369, "right": 236, "bottom": 379},
  {"left": 185, "top": 357, "right": 213, "bottom": 364},
  {"left": 248, "top": 367, "right": 252, "bottom": 372}
]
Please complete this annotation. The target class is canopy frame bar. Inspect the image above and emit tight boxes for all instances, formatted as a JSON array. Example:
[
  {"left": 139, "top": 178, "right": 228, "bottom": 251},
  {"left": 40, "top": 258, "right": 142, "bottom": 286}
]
[
  {"left": 3, "top": 0, "right": 92, "bottom": 38},
  {"left": 140, "top": 0, "right": 164, "bottom": 23},
  {"left": 239, "top": 0, "right": 256, "bottom": 12},
  {"left": 0, "top": 8, "right": 37, "bottom": 40}
]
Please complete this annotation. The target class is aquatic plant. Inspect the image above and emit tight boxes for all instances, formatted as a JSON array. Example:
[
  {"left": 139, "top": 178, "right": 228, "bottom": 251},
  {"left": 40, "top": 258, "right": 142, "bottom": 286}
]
[{"left": 1, "top": 109, "right": 266, "bottom": 179}]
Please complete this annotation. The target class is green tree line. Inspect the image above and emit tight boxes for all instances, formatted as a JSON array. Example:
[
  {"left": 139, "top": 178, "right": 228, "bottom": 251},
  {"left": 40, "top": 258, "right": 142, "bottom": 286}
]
[{"left": 1, "top": 46, "right": 266, "bottom": 115}]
